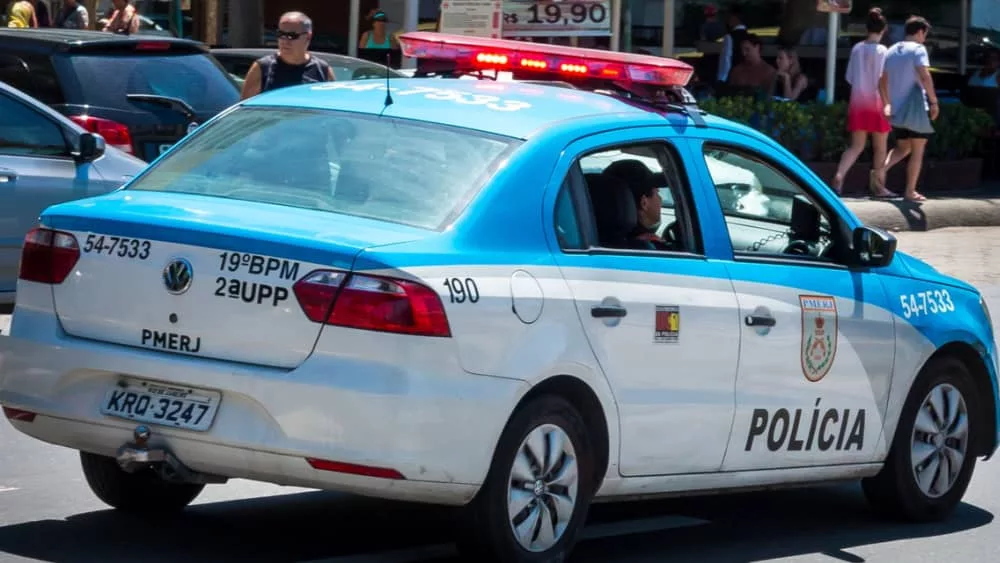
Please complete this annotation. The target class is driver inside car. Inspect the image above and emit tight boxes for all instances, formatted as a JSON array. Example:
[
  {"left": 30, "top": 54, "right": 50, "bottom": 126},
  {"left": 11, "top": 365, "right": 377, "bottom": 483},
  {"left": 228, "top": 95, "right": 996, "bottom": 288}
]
[
  {"left": 626, "top": 181, "right": 672, "bottom": 251},
  {"left": 600, "top": 159, "right": 673, "bottom": 251}
]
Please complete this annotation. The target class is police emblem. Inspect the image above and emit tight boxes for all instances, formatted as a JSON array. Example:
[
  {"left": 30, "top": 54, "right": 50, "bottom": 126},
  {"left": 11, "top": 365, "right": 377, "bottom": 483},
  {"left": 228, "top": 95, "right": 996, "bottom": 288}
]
[{"left": 799, "top": 295, "right": 838, "bottom": 382}]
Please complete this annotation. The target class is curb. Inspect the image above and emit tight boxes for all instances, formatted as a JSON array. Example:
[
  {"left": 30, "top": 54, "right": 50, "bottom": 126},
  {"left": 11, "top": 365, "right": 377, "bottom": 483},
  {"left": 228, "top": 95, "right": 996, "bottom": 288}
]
[{"left": 844, "top": 195, "right": 1000, "bottom": 232}]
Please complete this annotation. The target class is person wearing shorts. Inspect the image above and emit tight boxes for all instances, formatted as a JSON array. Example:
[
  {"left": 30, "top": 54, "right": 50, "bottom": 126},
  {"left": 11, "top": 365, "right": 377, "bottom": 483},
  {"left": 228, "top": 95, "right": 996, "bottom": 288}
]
[
  {"left": 877, "top": 15, "right": 939, "bottom": 202},
  {"left": 831, "top": 7, "right": 893, "bottom": 197}
]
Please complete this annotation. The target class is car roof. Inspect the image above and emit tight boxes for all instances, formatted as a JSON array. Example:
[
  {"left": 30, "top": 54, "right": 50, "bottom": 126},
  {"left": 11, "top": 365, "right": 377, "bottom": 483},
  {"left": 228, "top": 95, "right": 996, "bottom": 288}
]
[
  {"left": 210, "top": 48, "right": 403, "bottom": 73},
  {"left": 0, "top": 28, "right": 208, "bottom": 52},
  {"left": 0, "top": 79, "right": 85, "bottom": 132},
  {"left": 241, "top": 77, "right": 660, "bottom": 140}
]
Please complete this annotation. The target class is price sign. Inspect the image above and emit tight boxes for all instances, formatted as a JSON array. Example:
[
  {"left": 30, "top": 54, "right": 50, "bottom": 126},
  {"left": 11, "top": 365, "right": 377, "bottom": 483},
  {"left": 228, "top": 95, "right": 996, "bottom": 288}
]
[
  {"left": 439, "top": 0, "right": 503, "bottom": 38},
  {"left": 816, "top": 0, "right": 851, "bottom": 14},
  {"left": 502, "top": 0, "right": 612, "bottom": 37}
]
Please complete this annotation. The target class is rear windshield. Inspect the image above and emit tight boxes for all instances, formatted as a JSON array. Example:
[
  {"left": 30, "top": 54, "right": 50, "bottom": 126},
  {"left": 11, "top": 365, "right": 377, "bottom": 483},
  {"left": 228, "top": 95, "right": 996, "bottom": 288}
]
[
  {"left": 125, "top": 107, "right": 520, "bottom": 230},
  {"left": 52, "top": 52, "right": 239, "bottom": 113}
]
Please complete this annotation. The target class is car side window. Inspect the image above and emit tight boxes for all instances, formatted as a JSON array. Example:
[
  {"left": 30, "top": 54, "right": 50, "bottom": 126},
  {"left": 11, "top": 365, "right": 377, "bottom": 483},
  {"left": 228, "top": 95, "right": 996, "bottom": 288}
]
[
  {"left": 0, "top": 93, "right": 69, "bottom": 158},
  {"left": 702, "top": 144, "right": 840, "bottom": 263},
  {"left": 0, "top": 53, "right": 64, "bottom": 105},
  {"left": 556, "top": 141, "right": 700, "bottom": 255}
]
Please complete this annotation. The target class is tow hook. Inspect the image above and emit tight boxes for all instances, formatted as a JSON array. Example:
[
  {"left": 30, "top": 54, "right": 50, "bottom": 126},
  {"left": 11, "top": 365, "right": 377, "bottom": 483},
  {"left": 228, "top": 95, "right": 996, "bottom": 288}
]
[{"left": 116, "top": 424, "right": 228, "bottom": 485}]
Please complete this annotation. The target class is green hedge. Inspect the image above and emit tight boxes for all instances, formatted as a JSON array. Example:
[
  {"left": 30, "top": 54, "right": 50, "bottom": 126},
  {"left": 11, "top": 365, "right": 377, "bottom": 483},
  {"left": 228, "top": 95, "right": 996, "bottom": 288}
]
[{"left": 699, "top": 97, "right": 996, "bottom": 162}]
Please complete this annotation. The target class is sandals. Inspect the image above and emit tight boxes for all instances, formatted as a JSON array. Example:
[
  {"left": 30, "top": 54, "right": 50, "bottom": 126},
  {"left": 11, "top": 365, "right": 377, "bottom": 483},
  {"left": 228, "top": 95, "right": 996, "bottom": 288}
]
[{"left": 868, "top": 169, "right": 896, "bottom": 198}]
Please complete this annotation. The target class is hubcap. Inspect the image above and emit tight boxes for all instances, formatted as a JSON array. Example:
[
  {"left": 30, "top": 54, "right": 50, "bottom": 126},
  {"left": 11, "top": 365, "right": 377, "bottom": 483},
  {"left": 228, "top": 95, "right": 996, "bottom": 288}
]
[
  {"left": 507, "top": 423, "right": 578, "bottom": 553},
  {"left": 910, "top": 383, "right": 969, "bottom": 498}
]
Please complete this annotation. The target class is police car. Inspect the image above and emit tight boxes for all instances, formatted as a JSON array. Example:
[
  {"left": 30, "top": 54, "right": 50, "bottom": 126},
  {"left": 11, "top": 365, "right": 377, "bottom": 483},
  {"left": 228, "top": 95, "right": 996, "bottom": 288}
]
[{"left": 0, "top": 32, "right": 997, "bottom": 563}]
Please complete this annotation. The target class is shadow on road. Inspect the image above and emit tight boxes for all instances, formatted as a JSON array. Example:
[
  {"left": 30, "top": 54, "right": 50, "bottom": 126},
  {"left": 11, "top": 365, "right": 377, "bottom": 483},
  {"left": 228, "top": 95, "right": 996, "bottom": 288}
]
[{"left": 0, "top": 482, "right": 992, "bottom": 562}]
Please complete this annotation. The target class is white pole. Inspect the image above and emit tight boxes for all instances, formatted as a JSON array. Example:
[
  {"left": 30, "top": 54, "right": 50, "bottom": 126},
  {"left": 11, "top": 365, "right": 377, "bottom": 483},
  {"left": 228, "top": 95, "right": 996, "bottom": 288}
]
[
  {"left": 960, "top": 0, "right": 969, "bottom": 75},
  {"left": 609, "top": 0, "right": 620, "bottom": 51},
  {"left": 824, "top": 12, "right": 838, "bottom": 104},
  {"left": 402, "top": 0, "right": 420, "bottom": 69},
  {"left": 348, "top": 0, "right": 360, "bottom": 58},
  {"left": 661, "top": 0, "right": 674, "bottom": 57}
]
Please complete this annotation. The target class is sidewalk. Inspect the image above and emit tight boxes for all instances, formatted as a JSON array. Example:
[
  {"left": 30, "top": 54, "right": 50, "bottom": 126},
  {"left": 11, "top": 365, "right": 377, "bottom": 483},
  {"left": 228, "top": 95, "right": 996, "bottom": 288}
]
[{"left": 843, "top": 183, "right": 1000, "bottom": 232}]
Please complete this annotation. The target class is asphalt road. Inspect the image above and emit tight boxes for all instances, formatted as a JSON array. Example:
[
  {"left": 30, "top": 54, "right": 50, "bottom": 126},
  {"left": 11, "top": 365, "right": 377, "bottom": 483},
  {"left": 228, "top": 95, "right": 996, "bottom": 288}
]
[{"left": 2, "top": 227, "right": 1000, "bottom": 563}]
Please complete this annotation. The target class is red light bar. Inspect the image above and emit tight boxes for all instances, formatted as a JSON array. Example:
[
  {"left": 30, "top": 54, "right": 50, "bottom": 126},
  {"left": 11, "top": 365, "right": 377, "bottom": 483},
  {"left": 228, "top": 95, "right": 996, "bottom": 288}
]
[{"left": 398, "top": 31, "right": 693, "bottom": 88}]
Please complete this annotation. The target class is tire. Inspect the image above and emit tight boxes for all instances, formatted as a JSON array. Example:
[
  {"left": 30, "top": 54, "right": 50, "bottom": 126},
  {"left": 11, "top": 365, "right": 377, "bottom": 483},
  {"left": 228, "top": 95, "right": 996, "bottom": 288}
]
[
  {"left": 862, "top": 355, "right": 979, "bottom": 522},
  {"left": 455, "top": 395, "right": 596, "bottom": 563},
  {"left": 80, "top": 451, "right": 204, "bottom": 513}
]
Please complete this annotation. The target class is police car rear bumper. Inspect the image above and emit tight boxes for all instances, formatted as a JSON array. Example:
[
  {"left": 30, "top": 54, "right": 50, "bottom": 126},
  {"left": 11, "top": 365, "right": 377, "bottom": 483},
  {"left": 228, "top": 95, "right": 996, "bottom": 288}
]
[{"left": 0, "top": 307, "right": 525, "bottom": 506}]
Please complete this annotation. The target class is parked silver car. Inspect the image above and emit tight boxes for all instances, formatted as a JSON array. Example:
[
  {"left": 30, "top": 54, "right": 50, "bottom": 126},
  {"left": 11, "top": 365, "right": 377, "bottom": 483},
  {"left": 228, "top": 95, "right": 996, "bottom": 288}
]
[{"left": 0, "top": 81, "right": 146, "bottom": 312}]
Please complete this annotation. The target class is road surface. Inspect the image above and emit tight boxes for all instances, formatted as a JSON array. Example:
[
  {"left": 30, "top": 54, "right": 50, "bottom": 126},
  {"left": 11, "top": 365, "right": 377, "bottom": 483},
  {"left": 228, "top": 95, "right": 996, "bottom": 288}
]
[{"left": 1, "top": 227, "right": 999, "bottom": 563}]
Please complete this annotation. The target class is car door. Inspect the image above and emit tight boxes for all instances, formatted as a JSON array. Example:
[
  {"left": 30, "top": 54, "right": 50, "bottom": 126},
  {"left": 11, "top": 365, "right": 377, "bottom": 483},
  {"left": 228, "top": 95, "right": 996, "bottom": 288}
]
[
  {"left": 545, "top": 129, "right": 742, "bottom": 477},
  {"left": 682, "top": 133, "right": 896, "bottom": 472},
  {"left": 0, "top": 90, "right": 95, "bottom": 297}
]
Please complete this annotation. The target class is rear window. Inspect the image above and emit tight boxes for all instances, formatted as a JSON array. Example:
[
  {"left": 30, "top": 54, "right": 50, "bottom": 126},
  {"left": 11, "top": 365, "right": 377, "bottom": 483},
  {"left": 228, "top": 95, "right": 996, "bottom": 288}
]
[
  {"left": 51, "top": 52, "right": 239, "bottom": 113},
  {"left": 125, "top": 107, "right": 520, "bottom": 230}
]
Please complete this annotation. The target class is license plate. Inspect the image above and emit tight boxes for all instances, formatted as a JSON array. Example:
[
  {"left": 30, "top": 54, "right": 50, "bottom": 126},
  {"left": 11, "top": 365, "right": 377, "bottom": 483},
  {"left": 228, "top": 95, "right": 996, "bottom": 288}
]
[{"left": 100, "top": 378, "right": 221, "bottom": 432}]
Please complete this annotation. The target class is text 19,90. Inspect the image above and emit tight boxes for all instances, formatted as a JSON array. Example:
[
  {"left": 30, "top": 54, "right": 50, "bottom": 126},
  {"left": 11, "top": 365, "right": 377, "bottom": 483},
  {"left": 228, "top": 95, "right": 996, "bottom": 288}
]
[{"left": 83, "top": 234, "right": 151, "bottom": 260}]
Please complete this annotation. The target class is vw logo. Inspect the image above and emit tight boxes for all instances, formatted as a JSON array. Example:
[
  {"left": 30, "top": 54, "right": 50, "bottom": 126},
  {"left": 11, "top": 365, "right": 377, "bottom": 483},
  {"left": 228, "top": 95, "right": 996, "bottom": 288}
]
[{"left": 162, "top": 258, "right": 193, "bottom": 295}]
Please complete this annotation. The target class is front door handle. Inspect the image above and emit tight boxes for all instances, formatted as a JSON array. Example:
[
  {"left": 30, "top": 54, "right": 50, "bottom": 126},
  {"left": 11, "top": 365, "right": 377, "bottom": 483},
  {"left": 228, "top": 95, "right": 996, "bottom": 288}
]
[
  {"left": 592, "top": 305, "right": 627, "bottom": 318},
  {"left": 0, "top": 169, "right": 16, "bottom": 183},
  {"left": 745, "top": 314, "right": 776, "bottom": 327}
]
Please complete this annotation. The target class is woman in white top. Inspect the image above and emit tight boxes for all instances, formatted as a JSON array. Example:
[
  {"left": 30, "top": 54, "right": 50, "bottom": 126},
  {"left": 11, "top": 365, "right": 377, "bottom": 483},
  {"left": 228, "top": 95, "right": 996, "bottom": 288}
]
[
  {"left": 831, "top": 7, "right": 894, "bottom": 197},
  {"left": 969, "top": 50, "right": 999, "bottom": 88}
]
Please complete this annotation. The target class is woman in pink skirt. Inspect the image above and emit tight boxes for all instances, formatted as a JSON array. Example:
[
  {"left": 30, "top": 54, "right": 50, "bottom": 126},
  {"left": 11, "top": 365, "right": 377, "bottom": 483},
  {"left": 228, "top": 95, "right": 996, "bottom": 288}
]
[{"left": 831, "top": 7, "right": 895, "bottom": 197}]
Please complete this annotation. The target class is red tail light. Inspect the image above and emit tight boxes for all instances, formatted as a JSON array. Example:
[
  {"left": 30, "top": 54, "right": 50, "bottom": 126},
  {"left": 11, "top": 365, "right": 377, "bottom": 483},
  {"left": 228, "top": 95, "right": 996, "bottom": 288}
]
[
  {"left": 69, "top": 115, "right": 134, "bottom": 154},
  {"left": 3, "top": 407, "right": 36, "bottom": 423},
  {"left": 18, "top": 227, "right": 80, "bottom": 284},
  {"left": 293, "top": 270, "right": 451, "bottom": 337}
]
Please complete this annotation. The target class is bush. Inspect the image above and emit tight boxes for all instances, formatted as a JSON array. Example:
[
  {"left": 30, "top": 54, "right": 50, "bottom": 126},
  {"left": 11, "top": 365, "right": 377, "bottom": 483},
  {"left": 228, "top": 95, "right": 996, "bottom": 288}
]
[{"left": 699, "top": 96, "right": 996, "bottom": 162}]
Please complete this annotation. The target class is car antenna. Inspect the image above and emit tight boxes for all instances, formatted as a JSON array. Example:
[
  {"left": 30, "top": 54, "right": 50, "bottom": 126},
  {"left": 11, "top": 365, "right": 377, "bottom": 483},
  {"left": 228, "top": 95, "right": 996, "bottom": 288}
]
[{"left": 383, "top": 52, "right": 394, "bottom": 108}]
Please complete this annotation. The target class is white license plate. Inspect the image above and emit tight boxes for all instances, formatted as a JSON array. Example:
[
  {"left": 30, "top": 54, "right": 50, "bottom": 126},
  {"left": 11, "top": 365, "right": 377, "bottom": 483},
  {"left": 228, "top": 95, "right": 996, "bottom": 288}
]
[
  {"left": 158, "top": 143, "right": 172, "bottom": 154},
  {"left": 100, "top": 378, "right": 221, "bottom": 432}
]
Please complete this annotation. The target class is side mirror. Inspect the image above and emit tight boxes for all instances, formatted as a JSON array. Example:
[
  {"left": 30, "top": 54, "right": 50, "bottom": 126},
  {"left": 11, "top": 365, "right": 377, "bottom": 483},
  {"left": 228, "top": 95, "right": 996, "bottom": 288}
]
[
  {"left": 852, "top": 225, "right": 897, "bottom": 268},
  {"left": 75, "top": 132, "right": 105, "bottom": 163}
]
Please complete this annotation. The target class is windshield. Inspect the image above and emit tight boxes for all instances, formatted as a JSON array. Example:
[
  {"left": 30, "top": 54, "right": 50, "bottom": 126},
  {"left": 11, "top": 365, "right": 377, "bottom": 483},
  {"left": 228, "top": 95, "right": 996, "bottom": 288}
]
[
  {"left": 52, "top": 53, "right": 239, "bottom": 113},
  {"left": 125, "top": 107, "right": 519, "bottom": 230}
]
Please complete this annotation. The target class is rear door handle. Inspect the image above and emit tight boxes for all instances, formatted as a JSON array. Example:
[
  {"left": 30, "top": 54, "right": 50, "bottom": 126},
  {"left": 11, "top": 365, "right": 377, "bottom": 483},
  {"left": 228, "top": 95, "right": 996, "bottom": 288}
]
[
  {"left": 592, "top": 305, "right": 627, "bottom": 318},
  {"left": 745, "top": 314, "right": 776, "bottom": 327},
  {"left": 0, "top": 169, "right": 16, "bottom": 183}
]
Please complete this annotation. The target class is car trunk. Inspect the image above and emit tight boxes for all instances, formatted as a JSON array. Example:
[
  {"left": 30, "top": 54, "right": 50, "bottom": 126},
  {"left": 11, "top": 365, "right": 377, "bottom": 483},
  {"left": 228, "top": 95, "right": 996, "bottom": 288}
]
[{"left": 41, "top": 191, "right": 430, "bottom": 369}]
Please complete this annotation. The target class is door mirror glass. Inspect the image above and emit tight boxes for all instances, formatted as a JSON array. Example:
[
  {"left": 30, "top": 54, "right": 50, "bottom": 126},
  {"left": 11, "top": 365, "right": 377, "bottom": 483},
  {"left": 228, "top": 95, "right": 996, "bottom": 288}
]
[
  {"left": 76, "top": 132, "right": 105, "bottom": 163},
  {"left": 853, "top": 225, "right": 897, "bottom": 267}
]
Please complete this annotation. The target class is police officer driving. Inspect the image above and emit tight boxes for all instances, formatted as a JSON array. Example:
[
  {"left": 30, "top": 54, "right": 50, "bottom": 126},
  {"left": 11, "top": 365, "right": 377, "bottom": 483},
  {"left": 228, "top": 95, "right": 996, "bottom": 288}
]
[{"left": 240, "top": 11, "right": 335, "bottom": 100}]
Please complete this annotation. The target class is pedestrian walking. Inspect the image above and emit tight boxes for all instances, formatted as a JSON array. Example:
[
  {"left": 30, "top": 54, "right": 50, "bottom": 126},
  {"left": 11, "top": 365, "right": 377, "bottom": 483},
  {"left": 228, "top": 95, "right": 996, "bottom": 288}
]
[
  {"left": 831, "top": 7, "right": 894, "bottom": 197},
  {"left": 359, "top": 10, "right": 398, "bottom": 52},
  {"left": 877, "top": 15, "right": 939, "bottom": 202},
  {"left": 240, "top": 11, "right": 334, "bottom": 100}
]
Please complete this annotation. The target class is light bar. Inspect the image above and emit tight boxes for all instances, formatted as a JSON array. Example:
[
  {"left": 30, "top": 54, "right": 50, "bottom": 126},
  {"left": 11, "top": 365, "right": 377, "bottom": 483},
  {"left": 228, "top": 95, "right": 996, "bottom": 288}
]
[{"left": 398, "top": 32, "right": 694, "bottom": 89}]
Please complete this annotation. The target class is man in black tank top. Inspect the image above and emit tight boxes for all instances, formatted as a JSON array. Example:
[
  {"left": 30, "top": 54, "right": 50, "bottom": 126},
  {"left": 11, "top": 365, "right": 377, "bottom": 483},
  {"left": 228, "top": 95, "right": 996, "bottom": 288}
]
[{"left": 240, "top": 11, "right": 334, "bottom": 100}]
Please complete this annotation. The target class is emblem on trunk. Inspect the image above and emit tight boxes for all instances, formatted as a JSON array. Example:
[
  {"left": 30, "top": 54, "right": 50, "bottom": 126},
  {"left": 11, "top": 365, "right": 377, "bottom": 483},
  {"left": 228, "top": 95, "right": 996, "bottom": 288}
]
[{"left": 163, "top": 259, "right": 193, "bottom": 295}]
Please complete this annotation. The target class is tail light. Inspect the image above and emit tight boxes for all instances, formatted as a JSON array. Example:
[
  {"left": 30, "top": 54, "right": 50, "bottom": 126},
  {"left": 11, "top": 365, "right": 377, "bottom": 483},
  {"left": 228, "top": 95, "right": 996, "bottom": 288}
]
[
  {"left": 18, "top": 227, "right": 80, "bottom": 284},
  {"left": 293, "top": 270, "right": 451, "bottom": 338},
  {"left": 69, "top": 115, "right": 134, "bottom": 154}
]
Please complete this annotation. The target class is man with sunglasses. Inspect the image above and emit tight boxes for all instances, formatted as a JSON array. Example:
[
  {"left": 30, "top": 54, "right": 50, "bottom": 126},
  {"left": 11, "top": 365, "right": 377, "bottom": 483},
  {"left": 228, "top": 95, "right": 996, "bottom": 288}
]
[{"left": 240, "top": 11, "right": 335, "bottom": 100}]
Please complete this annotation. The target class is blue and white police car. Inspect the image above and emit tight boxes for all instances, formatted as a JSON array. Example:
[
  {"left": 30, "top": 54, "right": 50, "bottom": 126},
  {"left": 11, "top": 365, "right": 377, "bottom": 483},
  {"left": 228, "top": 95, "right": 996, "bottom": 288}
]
[{"left": 1, "top": 32, "right": 997, "bottom": 562}]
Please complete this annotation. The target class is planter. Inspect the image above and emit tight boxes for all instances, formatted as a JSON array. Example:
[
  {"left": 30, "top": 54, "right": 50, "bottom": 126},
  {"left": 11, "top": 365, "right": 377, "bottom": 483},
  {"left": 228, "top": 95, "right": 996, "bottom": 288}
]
[
  {"left": 920, "top": 158, "right": 984, "bottom": 192},
  {"left": 805, "top": 158, "right": 984, "bottom": 196}
]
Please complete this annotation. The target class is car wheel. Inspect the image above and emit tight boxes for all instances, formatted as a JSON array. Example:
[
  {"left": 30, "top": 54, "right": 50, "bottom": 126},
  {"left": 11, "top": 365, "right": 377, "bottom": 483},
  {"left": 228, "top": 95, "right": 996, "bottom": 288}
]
[
  {"left": 80, "top": 451, "right": 204, "bottom": 513},
  {"left": 456, "top": 395, "right": 595, "bottom": 563},
  {"left": 862, "top": 355, "right": 978, "bottom": 522}
]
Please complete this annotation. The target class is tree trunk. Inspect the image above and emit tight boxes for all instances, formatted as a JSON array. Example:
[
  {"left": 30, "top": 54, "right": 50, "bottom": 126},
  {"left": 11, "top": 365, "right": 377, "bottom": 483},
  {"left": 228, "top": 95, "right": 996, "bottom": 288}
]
[
  {"left": 84, "top": 0, "right": 98, "bottom": 29},
  {"left": 228, "top": 0, "right": 263, "bottom": 47},
  {"left": 778, "top": 0, "right": 825, "bottom": 46}
]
